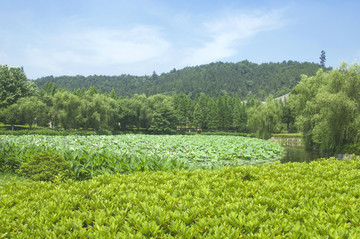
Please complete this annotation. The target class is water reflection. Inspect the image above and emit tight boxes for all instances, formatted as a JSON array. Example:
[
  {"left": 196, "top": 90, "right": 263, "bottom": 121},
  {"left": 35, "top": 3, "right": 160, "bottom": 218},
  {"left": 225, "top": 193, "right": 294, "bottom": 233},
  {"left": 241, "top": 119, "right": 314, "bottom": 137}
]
[
  {"left": 270, "top": 137, "right": 322, "bottom": 163},
  {"left": 281, "top": 145, "right": 320, "bottom": 163}
]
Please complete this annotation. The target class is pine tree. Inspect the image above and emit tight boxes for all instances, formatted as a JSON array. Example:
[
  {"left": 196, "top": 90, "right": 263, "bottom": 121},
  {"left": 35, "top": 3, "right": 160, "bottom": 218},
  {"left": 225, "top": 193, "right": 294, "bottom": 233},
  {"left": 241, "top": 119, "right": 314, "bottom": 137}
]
[{"left": 320, "top": 50, "right": 326, "bottom": 67}]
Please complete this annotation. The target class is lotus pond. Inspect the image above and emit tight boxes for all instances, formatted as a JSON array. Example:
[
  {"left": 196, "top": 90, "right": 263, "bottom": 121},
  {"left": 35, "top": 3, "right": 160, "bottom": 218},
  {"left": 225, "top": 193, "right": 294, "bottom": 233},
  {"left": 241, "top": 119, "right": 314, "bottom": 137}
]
[{"left": 0, "top": 135, "right": 284, "bottom": 180}]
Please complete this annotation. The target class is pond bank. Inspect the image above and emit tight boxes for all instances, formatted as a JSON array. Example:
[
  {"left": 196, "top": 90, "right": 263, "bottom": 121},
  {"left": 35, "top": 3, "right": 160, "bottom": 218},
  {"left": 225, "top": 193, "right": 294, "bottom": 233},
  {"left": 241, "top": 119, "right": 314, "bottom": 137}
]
[{"left": 268, "top": 137, "right": 302, "bottom": 146}]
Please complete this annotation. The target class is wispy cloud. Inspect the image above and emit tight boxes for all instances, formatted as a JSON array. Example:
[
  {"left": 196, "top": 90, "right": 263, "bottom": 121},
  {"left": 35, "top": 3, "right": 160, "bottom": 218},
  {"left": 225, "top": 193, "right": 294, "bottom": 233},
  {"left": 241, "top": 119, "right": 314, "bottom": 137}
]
[
  {"left": 24, "top": 26, "right": 171, "bottom": 76},
  {"left": 21, "top": 8, "right": 285, "bottom": 78},
  {"left": 181, "top": 10, "right": 284, "bottom": 66}
]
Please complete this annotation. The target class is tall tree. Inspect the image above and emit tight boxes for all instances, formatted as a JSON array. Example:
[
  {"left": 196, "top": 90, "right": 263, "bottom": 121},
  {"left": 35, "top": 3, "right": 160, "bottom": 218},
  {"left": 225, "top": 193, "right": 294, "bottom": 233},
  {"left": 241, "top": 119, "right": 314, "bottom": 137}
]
[
  {"left": 232, "top": 99, "right": 248, "bottom": 132},
  {"left": 320, "top": 50, "right": 326, "bottom": 67},
  {"left": 192, "top": 102, "right": 202, "bottom": 130},
  {"left": 148, "top": 94, "right": 178, "bottom": 134},
  {"left": 80, "top": 93, "right": 118, "bottom": 131},
  {"left": 0, "top": 65, "right": 37, "bottom": 108},
  {"left": 173, "top": 93, "right": 193, "bottom": 127},
  {"left": 192, "top": 93, "right": 211, "bottom": 130},
  {"left": 207, "top": 98, "right": 219, "bottom": 131},
  {"left": 53, "top": 91, "right": 82, "bottom": 129},
  {"left": 17, "top": 97, "right": 48, "bottom": 128},
  {"left": 3, "top": 103, "right": 21, "bottom": 129},
  {"left": 131, "top": 94, "right": 151, "bottom": 130}
]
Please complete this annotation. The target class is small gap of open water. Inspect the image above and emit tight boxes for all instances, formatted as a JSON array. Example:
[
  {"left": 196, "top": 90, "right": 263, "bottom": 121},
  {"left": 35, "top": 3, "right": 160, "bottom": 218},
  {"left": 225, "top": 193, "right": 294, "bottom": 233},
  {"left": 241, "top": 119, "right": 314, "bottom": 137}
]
[
  {"left": 281, "top": 145, "right": 320, "bottom": 163},
  {"left": 270, "top": 137, "right": 321, "bottom": 163}
]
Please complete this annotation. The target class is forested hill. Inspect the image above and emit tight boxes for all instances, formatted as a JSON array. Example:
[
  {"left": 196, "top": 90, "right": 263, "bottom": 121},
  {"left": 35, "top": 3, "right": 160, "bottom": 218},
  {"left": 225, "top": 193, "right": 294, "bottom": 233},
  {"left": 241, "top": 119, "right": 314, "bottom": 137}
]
[{"left": 35, "top": 60, "right": 327, "bottom": 99}]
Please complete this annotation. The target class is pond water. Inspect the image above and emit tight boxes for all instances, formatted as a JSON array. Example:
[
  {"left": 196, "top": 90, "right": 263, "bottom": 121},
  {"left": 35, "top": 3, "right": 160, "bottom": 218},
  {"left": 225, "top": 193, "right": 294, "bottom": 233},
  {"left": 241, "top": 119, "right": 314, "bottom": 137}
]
[
  {"left": 269, "top": 137, "right": 321, "bottom": 163},
  {"left": 281, "top": 145, "right": 321, "bottom": 163}
]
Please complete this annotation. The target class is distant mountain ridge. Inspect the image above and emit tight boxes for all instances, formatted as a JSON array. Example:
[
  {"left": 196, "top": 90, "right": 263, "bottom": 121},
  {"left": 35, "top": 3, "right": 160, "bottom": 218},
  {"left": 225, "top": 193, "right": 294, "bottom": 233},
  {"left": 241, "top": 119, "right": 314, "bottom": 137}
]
[{"left": 35, "top": 60, "right": 327, "bottom": 99}]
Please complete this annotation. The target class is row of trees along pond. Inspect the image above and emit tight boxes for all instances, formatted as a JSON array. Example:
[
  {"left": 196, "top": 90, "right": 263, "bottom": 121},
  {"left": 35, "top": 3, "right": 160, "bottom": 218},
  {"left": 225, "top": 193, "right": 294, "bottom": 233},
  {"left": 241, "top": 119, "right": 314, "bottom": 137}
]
[
  {"left": 1, "top": 63, "right": 360, "bottom": 155},
  {"left": 0, "top": 79, "right": 291, "bottom": 137}
]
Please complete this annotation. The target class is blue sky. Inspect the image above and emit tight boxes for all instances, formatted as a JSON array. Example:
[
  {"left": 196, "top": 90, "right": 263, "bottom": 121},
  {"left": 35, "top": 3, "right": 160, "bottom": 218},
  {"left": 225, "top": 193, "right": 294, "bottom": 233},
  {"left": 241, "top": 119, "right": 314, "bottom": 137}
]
[{"left": 1, "top": 0, "right": 359, "bottom": 79}]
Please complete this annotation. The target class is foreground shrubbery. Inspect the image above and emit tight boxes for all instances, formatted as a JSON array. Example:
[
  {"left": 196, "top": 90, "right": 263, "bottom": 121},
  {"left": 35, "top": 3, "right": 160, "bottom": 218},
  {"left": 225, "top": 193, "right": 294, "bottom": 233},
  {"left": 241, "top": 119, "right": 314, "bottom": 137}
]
[
  {"left": 1, "top": 158, "right": 360, "bottom": 238},
  {"left": 16, "top": 152, "right": 73, "bottom": 181}
]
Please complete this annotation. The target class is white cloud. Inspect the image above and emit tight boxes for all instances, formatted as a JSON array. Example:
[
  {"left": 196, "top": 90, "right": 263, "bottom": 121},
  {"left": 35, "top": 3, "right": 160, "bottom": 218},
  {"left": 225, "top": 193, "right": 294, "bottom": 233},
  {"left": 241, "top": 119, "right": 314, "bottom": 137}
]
[
  {"left": 181, "top": 10, "right": 284, "bottom": 66},
  {"left": 70, "top": 27, "right": 171, "bottom": 64},
  {"left": 21, "top": 9, "right": 285, "bottom": 78},
  {"left": 24, "top": 26, "right": 171, "bottom": 77}
]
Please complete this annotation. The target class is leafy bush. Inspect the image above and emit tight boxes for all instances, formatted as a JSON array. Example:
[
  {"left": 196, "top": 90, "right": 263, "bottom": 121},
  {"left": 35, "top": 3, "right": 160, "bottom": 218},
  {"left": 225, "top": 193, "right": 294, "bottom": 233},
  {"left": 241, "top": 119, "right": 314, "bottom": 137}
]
[
  {"left": 16, "top": 152, "right": 73, "bottom": 181},
  {"left": 1, "top": 158, "right": 360, "bottom": 237},
  {"left": 0, "top": 141, "right": 24, "bottom": 173},
  {"left": 342, "top": 143, "right": 360, "bottom": 155}
]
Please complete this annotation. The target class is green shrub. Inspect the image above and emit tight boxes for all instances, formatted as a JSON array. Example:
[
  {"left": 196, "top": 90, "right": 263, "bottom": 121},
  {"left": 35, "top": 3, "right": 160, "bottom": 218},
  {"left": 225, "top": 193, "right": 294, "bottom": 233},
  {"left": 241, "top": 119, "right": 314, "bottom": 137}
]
[
  {"left": 16, "top": 152, "right": 73, "bottom": 181},
  {"left": 342, "top": 143, "right": 360, "bottom": 155},
  {"left": 2, "top": 159, "right": 360, "bottom": 237},
  {"left": 0, "top": 141, "right": 24, "bottom": 173}
]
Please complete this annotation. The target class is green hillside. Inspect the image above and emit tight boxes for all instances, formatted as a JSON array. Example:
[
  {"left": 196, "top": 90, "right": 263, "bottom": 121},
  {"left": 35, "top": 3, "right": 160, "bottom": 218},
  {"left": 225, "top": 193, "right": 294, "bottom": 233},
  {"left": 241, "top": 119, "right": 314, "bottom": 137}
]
[{"left": 35, "top": 60, "right": 327, "bottom": 99}]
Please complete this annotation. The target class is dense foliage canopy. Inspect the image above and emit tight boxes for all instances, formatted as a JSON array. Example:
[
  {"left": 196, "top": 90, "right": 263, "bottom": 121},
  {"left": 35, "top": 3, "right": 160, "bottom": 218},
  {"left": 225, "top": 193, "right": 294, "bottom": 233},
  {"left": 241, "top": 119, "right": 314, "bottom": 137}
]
[
  {"left": 289, "top": 63, "right": 360, "bottom": 154},
  {"left": 35, "top": 60, "right": 326, "bottom": 99}
]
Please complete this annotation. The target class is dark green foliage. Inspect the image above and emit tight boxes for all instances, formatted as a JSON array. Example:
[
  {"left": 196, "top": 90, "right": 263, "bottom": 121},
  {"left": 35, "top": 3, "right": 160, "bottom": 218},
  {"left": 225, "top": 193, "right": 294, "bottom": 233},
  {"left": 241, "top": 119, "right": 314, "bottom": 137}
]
[
  {"left": 281, "top": 101, "right": 297, "bottom": 133},
  {"left": 148, "top": 108, "right": 178, "bottom": 134},
  {"left": 320, "top": 50, "right": 326, "bottom": 67},
  {"left": 342, "top": 143, "right": 360, "bottom": 155},
  {"left": 16, "top": 152, "right": 73, "bottom": 181},
  {"left": 35, "top": 61, "right": 327, "bottom": 99}
]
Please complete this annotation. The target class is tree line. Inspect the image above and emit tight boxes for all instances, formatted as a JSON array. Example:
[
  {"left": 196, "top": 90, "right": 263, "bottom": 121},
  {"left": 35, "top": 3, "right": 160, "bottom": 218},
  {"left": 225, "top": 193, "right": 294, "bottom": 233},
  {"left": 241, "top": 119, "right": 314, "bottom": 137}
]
[
  {"left": 0, "top": 76, "right": 291, "bottom": 136},
  {"left": 2, "top": 62, "right": 360, "bottom": 156},
  {"left": 35, "top": 60, "right": 327, "bottom": 100}
]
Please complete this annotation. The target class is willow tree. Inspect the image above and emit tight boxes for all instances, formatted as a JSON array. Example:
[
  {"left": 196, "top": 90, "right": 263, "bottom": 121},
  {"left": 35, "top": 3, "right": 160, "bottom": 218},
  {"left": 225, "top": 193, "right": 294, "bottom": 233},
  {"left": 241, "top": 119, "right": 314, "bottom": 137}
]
[
  {"left": 247, "top": 96, "right": 282, "bottom": 139},
  {"left": 289, "top": 63, "right": 360, "bottom": 154}
]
